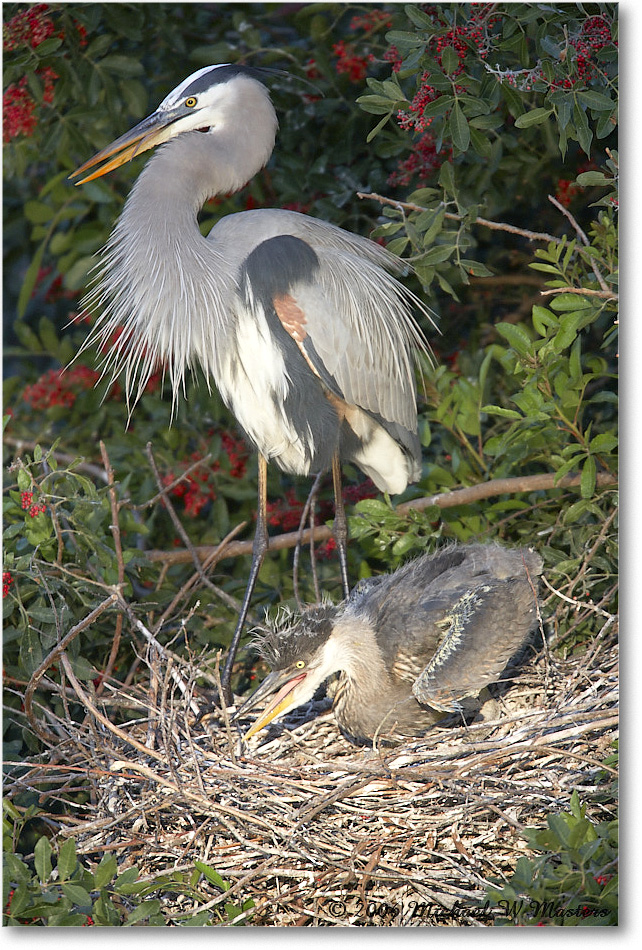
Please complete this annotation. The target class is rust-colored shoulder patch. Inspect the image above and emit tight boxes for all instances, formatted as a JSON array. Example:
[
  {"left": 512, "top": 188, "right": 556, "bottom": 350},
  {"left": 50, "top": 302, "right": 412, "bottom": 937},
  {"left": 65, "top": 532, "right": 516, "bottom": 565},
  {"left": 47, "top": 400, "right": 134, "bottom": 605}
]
[{"left": 274, "top": 293, "right": 307, "bottom": 343}]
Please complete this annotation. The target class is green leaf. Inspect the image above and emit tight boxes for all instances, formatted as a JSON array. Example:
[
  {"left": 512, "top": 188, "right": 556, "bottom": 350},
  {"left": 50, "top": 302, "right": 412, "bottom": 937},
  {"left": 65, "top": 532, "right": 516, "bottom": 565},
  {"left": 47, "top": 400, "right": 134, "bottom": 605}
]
[
  {"left": 61, "top": 883, "right": 93, "bottom": 907},
  {"left": 99, "top": 55, "right": 144, "bottom": 77},
  {"left": 581, "top": 455, "right": 597, "bottom": 498},
  {"left": 577, "top": 90, "right": 615, "bottom": 112},
  {"left": 421, "top": 244, "right": 456, "bottom": 264},
  {"left": 125, "top": 899, "right": 162, "bottom": 925},
  {"left": 469, "top": 126, "right": 492, "bottom": 158},
  {"left": 17, "top": 241, "right": 47, "bottom": 318},
  {"left": 194, "top": 861, "right": 229, "bottom": 891},
  {"left": 93, "top": 854, "right": 118, "bottom": 889},
  {"left": 441, "top": 45, "right": 460, "bottom": 75},
  {"left": 57, "top": 837, "right": 78, "bottom": 881},
  {"left": 450, "top": 101, "right": 470, "bottom": 152},
  {"left": 514, "top": 107, "right": 552, "bottom": 129},
  {"left": 366, "top": 112, "right": 393, "bottom": 142},
  {"left": 495, "top": 322, "right": 533, "bottom": 357},
  {"left": 35, "top": 834, "right": 53, "bottom": 883},
  {"left": 574, "top": 103, "right": 593, "bottom": 156},
  {"left": 480, "top": 405, "right": 522, "bottom": 420},
  {"left": 385, "top": 30, "right": 424, "bottom": 48},
  {"left": 549, "top": 293, "right": 593, "bottom": 311},
  {"left": 589, "top": 433, "right": 618, "bottom": 453},
  {"left": 24, "top": 201, "right": 54, "bottom": 224},
  {"left": 438, "top": 161, "right": 455, "bottom": 196},
  {"left": 403, "top": 5, "right": 434, "bottom": 28},
  {"left": 576, "top": 171, "right": 611, "bottom": 187}
]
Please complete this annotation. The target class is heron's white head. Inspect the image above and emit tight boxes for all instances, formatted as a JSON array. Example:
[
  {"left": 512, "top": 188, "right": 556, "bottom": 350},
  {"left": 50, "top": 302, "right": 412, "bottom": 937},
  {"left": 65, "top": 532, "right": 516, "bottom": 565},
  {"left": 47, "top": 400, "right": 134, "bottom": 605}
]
[
  {"left": 69, "top": 64, "right": 277, "bottom": 185},
  {"left": 233, "top": 605, "right": 352, "bottom": 740}
]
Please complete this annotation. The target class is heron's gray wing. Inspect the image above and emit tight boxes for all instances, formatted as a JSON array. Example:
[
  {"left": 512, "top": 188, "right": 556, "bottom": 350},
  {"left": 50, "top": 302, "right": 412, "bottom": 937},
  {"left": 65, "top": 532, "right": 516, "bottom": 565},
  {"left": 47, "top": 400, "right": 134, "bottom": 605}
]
[
  {"left": 211, "top": 209, "right": 431, "bottom": 434},
  {"left": 412, "top": 570, "right": 541, "bottom": 711},
  {"left": 347, "top": 543, "right": 543, "bottom": 693},
  {"left": 288, "top": 251, "right": 424, "bottom": 433}
]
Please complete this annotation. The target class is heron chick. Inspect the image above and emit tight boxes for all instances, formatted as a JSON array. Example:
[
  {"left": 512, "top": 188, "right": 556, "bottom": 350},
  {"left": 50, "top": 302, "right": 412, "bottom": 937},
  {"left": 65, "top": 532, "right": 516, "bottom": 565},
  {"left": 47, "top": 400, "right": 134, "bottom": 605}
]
[{"left": 235, "top": 543, "right": 543, "bottom": 745}]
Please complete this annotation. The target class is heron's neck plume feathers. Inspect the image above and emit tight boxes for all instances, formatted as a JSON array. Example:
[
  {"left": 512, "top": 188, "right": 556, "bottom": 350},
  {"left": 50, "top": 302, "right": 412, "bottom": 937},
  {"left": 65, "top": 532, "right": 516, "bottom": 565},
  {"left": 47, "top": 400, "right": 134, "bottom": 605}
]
[{"left": 78, "top": 78, "right": 278, "bottom": 414}]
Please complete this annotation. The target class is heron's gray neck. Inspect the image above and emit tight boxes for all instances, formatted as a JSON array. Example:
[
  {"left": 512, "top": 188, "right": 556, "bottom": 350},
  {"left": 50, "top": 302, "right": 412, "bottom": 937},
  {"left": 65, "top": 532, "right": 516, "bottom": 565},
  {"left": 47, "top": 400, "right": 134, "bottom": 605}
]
[{"left": 84, "top": 111, "right": 277, "bottom": 409}]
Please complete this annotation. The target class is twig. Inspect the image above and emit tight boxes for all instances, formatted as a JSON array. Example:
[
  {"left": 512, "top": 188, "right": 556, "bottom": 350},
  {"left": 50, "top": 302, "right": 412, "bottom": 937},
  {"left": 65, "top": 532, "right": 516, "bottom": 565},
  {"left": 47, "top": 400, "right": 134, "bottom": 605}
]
[
  {"left": 540, "top": 576, "right": 615, "bottom": 622},
  {"left": 144, "top": 471, "right": 617, "bottom": 565},
  {"left": 547, "top": 194, "right": 611, "bottom": 294},
  {"left": 293, "top": 470, "right": 324, "bottom": 609},
  {"left": 539, "top": 286, "right": 617, "bottom": 301},
  {"left": 144, "top": 442, "right": 253, "bottom": 622},
  {"left": 98, "top": 442, "right": 125, "bottom": 696},
  {"left": 357, "top": 191, "right": 561, "bottom": 244},
  {"left": 24, "top": 592, "right": 120, "bottom": 743},
  {"left": 56, "top": 651, "right": 167, "bottom": 763}
]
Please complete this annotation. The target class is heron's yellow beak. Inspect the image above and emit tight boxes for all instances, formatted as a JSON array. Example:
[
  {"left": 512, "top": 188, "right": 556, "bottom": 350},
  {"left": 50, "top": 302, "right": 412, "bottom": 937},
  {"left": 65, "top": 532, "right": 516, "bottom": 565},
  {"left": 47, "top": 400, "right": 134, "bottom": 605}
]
[
  {"left": 237, "top": 670, "right": 307, "bottom": 740},
  {"left": 69, "top": 111, "right": 176, "bottom": 185}
]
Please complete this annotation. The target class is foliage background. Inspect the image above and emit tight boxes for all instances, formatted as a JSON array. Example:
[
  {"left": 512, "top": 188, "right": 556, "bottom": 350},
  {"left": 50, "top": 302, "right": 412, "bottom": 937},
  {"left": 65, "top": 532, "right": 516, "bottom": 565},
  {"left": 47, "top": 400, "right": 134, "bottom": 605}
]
[{"left": 3, "top": 1, "right": 617, "bottom": 927}]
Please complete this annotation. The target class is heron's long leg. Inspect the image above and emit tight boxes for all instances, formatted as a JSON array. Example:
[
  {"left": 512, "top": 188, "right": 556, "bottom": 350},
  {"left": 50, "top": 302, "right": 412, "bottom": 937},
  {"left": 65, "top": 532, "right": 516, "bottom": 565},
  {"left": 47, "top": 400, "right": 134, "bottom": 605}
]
[
  {"left": 331, "top": 452, "right": 350, "bottom": 598},
  {"left": 220, "top": 453, "right": 269, "bottom": 705}
]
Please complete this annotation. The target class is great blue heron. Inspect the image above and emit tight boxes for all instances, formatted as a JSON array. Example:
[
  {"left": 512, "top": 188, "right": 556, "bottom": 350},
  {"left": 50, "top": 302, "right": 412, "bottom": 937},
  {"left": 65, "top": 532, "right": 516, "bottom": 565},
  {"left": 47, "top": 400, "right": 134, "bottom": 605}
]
[
  {"left": 70, "top": 64, "right": 432, "bottom": 702},
  {"left": 235, "top": 543, "right": 543, "bottom": 745}
]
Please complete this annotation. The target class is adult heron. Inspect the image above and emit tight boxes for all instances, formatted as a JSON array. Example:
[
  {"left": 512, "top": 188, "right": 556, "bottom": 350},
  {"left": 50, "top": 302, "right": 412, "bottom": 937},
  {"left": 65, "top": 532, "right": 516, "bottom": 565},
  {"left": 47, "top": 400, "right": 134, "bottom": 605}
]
[
  {"left": 70, "top": 64, "right": 432, "bottom": 703},
  {"left": 235, "top": 544, "right": 543, "bottom": 745}
]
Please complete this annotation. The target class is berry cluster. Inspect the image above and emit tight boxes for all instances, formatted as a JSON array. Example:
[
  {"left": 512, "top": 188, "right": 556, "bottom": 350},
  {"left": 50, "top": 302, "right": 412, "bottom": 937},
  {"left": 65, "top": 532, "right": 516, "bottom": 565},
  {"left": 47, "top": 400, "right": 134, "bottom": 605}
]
[
  {"left": 384, "top": 45, "right": 402, "bottom": 73},
  {"left": 397, "top": 72, "right": 441, "bottom": 133},
  {"left": 482, "top": 14, "right": 615, "bottom": 91},
  {"left": 163, "top": 431, "right": 249, "bottom": 518},
  {"left": 21, "top": 490, "right": 46, "bottom": 518},
  {"left": 349, "top": 11, "right": 393, "bottom": 35},
  {"left": 265, "top": 479, "right": 377, "bottom": 532},
  {"left": 3, "top": 65, "right": 59, "bottom": 141},
  {"left": 388, "top": 132, "right": 443, "bottom": 188},
  {"left": 4, "top": 4, "right": 86, "bottom": 143},
  {"left": 555, "top": 178, "right": 579, "bottom": 208},
  {"left": 3, "top": 77, "right": 36, "bottom": 141},
  {"left": 3, "top": 3, "right": 55, "bottom": 51},
  {"left": 3, "top": 571, "right": 13, "bottom": 598},
  {"left": 22, "top": 365, "right": 100, "bottom": 411},
  {"left": 332, "top": 40, "right": 374, "bottom": 83}
]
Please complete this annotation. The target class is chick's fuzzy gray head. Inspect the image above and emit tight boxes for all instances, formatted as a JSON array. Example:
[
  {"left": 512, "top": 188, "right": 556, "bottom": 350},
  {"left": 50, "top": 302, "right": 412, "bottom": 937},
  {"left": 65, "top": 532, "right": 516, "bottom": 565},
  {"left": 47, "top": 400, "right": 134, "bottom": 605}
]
[{"left": 250, "top": 604, "right": 338, "bottom": 671}]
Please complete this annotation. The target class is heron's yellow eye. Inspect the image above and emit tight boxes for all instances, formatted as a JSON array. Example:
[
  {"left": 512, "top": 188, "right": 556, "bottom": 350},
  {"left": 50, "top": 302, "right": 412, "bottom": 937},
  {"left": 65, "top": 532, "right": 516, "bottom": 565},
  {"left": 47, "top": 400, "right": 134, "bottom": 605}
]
[
  {"left": 295, "top": 661, "right": 305, "bottom": 670},
  {"left": 185, "top": 97, "right": 197, "bottom": 108}
]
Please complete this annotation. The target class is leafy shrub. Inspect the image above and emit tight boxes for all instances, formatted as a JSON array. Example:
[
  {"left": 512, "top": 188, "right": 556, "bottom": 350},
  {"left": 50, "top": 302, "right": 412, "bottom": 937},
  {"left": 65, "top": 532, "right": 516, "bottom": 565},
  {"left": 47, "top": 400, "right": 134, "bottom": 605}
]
[{"left": 4, "top": 1, "right": 617, "bottom": 925}]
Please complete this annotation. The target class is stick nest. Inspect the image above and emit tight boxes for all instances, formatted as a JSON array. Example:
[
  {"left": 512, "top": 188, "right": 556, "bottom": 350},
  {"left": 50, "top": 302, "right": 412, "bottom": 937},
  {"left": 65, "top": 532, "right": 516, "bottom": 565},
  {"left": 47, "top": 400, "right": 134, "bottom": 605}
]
[{"left": 12, "top": 589, "right": 618, "bottom": 927}]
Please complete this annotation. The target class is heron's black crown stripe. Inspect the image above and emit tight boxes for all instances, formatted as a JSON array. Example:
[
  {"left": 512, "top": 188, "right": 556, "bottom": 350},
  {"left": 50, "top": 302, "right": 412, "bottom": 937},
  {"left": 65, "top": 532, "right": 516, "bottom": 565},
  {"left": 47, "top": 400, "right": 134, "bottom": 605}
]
[{"left": 181, "top": 64, "right": 277, "bottom": 98}]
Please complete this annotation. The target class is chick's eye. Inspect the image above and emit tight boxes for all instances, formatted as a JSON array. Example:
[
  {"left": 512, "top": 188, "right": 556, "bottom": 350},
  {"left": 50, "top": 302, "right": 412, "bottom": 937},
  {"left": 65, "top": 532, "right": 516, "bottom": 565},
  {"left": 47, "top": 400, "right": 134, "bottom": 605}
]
[
  {"left": 295, "top": 661, "right": 305, "bottom": 670},
  {"left": 185, "top": 97, "right": 197, "bottom": 108}
]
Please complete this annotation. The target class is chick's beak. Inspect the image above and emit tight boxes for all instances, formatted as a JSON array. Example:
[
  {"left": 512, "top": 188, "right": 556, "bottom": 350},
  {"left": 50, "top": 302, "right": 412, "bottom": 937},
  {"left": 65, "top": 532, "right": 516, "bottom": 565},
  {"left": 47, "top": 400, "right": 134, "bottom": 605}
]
[
  {"left": 234, "top": 669, "right": 307, "bottom": 740},
  {"left": 69, "top": 110, "right": 178, "bottom": 185}
]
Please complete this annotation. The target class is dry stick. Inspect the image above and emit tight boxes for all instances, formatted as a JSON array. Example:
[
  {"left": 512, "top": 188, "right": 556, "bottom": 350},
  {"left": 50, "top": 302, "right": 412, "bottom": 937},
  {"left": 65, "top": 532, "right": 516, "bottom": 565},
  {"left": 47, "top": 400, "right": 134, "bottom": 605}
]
[
  {"left": 565, "top": 505, "right": 618, "bottom": 602},
  {"left": 144, "top": 470, "right": 617, "bottom": 567},
  {"left": 357, "top": 191, "right": 562, "bottom": 244},
  {"left": 540, "top": 286, "right": 618, "bottom": 301},
  {"left": 152, "top": 521, "right": 248, "bottom": 634},
  {"left": 540, "top": 575, "right": 615, "bottom": 622},
  {"left": 24, "top": 592, "right": 120, "bottom": 743},
  {"left": 144, "top": 441, "right": 252, "bottom": 623},
  {"left": 210, "top": 652, "right": 238, "bottom": 763},
  {"left": 108, "top": 759, "right": 280, "bottom": 833},
  {"left": 97, "top": 442, "right": 125, "bottom": 697},
  {"left": 116, "top": 599, "right": 204, "bottom": 715},
  {"left": 55, "top": 650, "right": 167, "bottom": 763}
]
